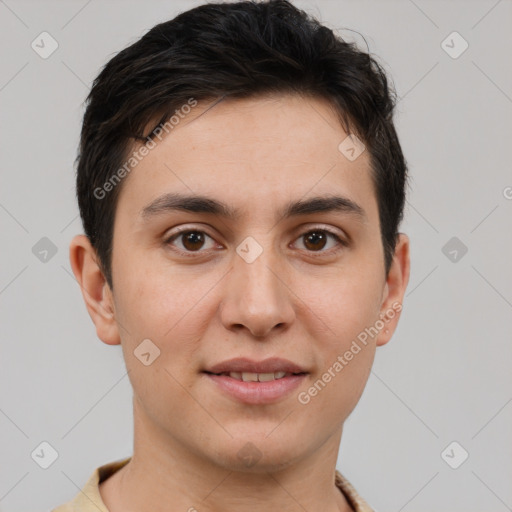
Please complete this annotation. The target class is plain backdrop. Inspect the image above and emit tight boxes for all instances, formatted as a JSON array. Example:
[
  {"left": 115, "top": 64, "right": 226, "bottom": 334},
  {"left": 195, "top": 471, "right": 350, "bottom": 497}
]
[{"left": 0, "top": 1, "right": 511, "bottom": 511}]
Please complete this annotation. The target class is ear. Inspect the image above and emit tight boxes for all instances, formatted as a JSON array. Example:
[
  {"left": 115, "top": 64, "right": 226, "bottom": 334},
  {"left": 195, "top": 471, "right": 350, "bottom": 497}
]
[
  {"left": 375, "top": 233, "right": 410, "bottom": 347},
  {"left": 69, "top": 234, "right": 121, "bottom": 345}
]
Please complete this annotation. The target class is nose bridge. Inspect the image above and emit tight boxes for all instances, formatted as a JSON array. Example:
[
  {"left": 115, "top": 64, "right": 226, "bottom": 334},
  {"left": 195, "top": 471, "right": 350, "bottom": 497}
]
[
  {"left": 236, "top": 236, "right": 282, "bottom": 306},
  {"left": 240, "top": 243, "right": 279, "bottom": 298}
]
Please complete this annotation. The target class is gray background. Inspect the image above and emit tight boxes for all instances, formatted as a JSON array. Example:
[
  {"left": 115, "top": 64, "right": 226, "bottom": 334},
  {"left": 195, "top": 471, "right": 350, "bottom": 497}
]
[{"left": 0, "top": 0, "right": 511, "bottom": 511}]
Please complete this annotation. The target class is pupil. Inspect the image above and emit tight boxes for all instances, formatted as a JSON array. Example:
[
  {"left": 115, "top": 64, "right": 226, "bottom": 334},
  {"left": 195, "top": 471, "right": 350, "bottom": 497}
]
[
  {"left": 305, "top": 232, "right": 326, "bottom": 251},
  {"left": 183, "top": 231, "right": 204, "bottom": 251}
]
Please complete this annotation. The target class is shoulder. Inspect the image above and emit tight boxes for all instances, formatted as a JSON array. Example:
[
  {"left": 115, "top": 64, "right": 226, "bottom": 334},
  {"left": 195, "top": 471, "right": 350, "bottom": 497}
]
[
  {"left": 50, "top": 457, "right": 131, "bottom": 512},
  {"left": 335, "top": 470, "right": 376, "bottom": 512}
]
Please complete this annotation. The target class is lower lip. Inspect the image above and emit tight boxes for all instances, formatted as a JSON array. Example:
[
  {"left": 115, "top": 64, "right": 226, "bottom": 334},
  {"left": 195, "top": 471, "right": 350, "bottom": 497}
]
[{"left": 203, "top": 373, "right": 307, "bottom": 405}]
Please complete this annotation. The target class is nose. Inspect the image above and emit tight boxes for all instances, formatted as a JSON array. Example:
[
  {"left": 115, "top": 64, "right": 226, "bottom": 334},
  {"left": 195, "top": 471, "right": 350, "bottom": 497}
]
[{"left": 219, "top": 247, "right": 296, "bottom": 339}]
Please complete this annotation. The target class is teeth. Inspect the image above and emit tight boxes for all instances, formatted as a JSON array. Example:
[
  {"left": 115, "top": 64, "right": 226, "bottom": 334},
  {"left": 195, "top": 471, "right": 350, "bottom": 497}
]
[
  {"left": 258, "top": 373, "right": 275, "bottom": 382},
  {"left": 227, "top": 371, "right": 290, "bottom": 382}
]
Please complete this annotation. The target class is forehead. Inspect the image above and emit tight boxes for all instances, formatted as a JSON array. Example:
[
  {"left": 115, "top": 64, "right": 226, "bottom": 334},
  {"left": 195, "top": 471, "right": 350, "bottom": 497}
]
[{"left": 116, "top": 93, "right": 377, "bottom": 224}]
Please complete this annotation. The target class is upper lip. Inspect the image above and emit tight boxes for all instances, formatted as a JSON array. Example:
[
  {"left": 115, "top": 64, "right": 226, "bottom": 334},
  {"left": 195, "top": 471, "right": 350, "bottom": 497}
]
[{"left": 204, "top": 357, "right": 308, "bottom": 374}]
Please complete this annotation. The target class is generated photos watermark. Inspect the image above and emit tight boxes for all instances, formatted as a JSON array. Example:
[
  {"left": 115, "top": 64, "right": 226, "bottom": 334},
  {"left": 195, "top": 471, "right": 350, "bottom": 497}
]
[
  {"left": 93, "top": 97, "right": 198, "bottom": 200},
  {"left": 298, "top": 301, "right": 402, "bottom": 405}
]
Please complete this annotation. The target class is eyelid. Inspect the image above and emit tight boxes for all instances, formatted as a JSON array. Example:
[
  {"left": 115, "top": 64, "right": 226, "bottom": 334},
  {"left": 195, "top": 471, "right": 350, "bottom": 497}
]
[
  {"left": 294, "top": 223, "right": 347, "bottom": 241},
  {"left": 165, "top": 223, "right": 217, "bottom": 238}
]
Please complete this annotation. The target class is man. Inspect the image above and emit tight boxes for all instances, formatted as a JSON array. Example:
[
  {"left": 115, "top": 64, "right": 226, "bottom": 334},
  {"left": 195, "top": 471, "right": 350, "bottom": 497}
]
[{"left": 55, "top": 1, "right": 410, "bottom": 510}]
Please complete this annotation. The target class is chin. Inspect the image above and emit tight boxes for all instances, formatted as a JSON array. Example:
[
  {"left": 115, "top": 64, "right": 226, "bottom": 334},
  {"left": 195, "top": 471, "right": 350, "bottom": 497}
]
[{"left": 205, "top": 435, "right": 305, "bottom": 474}]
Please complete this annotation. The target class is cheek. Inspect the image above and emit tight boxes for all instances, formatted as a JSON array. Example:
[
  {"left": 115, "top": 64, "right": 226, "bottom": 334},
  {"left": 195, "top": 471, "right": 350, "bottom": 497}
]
[
  {"left": 297, "top": 268, "right": 381, "bottom": 414},
  {"left": 305, "top": 267, "right": 383, "bottom": 343},
  {"left": 114, "top": 256, "right": 205, "bottom": 338},
  {"left": 113, "top": 266, "right": 207, "bottom": 427},
  {"left": 299, "top": 348, "right": 375, "bottom": 431},
  {"left": 113, "top": 261, "right": 220, "bottom": 383},
  {"left": 298, "top": 287, "right": 377, "bottom": 423}
]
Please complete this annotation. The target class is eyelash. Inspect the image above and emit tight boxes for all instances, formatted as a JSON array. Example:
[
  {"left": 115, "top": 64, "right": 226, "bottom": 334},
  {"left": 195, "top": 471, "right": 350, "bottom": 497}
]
[{"left": 164, "top": 226, "right": 348, "bottom": 258}]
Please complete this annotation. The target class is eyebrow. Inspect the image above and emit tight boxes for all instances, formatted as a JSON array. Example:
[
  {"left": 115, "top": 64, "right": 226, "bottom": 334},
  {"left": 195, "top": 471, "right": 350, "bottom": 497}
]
[{"left": 140, "top": 192, "right": 367, "bottom": 223}]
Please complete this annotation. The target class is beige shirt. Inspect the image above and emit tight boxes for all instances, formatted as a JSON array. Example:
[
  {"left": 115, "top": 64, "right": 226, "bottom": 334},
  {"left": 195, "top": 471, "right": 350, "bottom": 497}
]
[{"left": 52, "top": 457, "right": 374, "bottom": 512}]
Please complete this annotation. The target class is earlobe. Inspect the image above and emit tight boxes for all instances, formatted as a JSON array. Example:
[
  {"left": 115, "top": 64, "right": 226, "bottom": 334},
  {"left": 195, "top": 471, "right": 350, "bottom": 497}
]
[
  {"left": 69, "top": 234, "right": 121, "bottom": 346},
  {"left": 376, "top": 233, "right": 410, "bottom": 347}
]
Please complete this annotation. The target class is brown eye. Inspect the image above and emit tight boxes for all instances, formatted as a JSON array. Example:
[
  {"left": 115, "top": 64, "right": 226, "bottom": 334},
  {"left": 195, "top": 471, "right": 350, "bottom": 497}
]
[
  {"left": 303, "top": 231, "right": 328, "bottom": 251},
  {"left": 165, "top": 229, "right": 217, "bottom": 253},
  {"left": 294, "top": 229, "right": 346, "bottom": 254},
  {"left": 180, "top": 231, "right": 206, "bottom": 251}
]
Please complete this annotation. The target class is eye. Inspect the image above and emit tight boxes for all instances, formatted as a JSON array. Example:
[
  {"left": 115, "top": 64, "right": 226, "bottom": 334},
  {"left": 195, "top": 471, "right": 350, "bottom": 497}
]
[
  {"left": 293, "top": 228, "right": 347, "bottom": 254},
  {"left": 164, "top": 226, "right": 348, "bottom": 257},
  {"left": 165, "top": 228, "right": 218, "bottom": 254}
]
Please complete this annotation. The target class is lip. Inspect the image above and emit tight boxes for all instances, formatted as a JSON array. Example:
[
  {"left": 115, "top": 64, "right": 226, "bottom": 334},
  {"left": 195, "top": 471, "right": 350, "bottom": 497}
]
[
  {"left": 205, "top": 357, "right": 307, "bottom": 374},
  {"left": 203, "top": 357, "right": 308, "bottom": 405},
  {"left": 204, "top": 373, "right": 307, "bottom": 405}
]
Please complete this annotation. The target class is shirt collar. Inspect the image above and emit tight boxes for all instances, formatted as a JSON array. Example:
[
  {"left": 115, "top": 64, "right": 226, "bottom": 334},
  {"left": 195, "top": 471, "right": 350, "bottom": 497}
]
[{"left": 53, "top": 457, "right": 374, "bottom": 512}]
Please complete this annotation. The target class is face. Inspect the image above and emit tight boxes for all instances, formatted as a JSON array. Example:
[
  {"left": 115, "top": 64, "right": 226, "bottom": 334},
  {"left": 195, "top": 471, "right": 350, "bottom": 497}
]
[{"left": 71, "top": 93, "right": 409, "bottom": 472}]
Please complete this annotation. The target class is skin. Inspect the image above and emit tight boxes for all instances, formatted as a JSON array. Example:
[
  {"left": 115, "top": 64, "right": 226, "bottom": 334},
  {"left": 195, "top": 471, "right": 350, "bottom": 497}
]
[{"left": 70, "top": 93, "right": 410, "bottom": 512}]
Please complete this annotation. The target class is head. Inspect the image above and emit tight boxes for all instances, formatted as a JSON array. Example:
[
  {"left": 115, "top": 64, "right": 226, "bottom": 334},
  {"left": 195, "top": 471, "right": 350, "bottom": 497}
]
[{"left": 70, "top": 0, "right": 410, "bottom": 472}]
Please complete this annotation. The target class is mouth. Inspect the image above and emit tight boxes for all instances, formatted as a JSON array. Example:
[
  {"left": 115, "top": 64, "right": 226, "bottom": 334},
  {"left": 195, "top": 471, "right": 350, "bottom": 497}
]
[
  {"left": 204, "top": 370, "right": 304, "bottom": 382},
  {"left": 202, "top": 358, "right": 308, "bottom": 404},
  {"left": 204, "top": 356, "right": 307, "bottom": 375}
]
